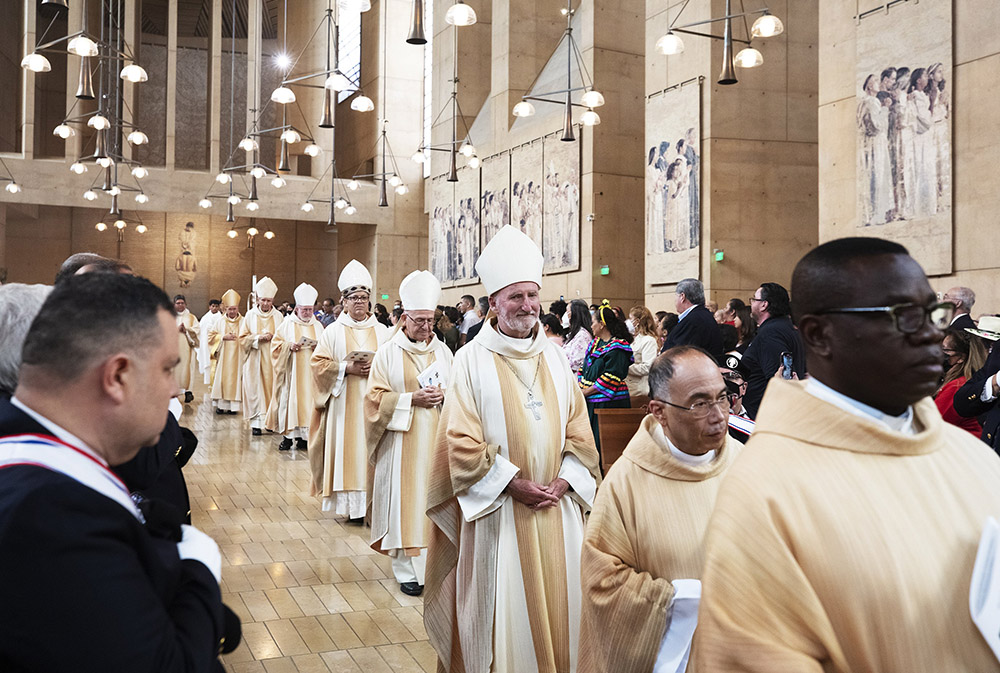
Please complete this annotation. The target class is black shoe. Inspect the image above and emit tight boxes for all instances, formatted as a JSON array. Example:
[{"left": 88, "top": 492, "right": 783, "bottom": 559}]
[
  {"left": 278, "top": 438, "right": 292, "bottom": 451},
  {"left": 295, "top": 438, "right": 308, "bottom": 451},
  {"left": 184, "top": 391, "right": 194, "bottom": 403},
  {"left": 215, "top": 408, "right": 225, "bottom": 415},
  {"left": 347, "top": 516, "right": 365, "bottom": 525},
  {"left": 226, "top": 410, "right": 238, "bottom": 415},
  {"left": 252, "top": 428, "right": 262, "bottom": 436},
  {"left": 399, "top": 582, "right": 424, "bottom": 597}
]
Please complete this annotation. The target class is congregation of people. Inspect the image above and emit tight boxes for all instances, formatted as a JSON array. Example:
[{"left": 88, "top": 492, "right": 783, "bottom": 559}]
[{"left": 2, "top": 230, "right": 1000, "bottom": 672}]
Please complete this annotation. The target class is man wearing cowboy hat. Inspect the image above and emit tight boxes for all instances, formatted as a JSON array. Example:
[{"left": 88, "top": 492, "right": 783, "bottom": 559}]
[{"left": 953, "top": 315, "right": 1000, "bottom": 455}]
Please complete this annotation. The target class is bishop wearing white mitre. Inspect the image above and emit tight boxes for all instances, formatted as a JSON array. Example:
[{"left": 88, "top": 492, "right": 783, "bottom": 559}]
[
  {"left": 240, "top": 276, "right": 283, "bottom": 436},
  {"left": 365, "top": 270, "right": 454, "bottom": 596},
  {"left": 424, "top": 225, "right": 600, "bottom": 673},
  {"left": 309, "top": 260, "right": 390, "bottom": 517},
  {"left": 266, "top": 282, "right": 323, "bottom": 451},
  {"left": 210, "top": 289, "right": 244, "bottom": 414}
]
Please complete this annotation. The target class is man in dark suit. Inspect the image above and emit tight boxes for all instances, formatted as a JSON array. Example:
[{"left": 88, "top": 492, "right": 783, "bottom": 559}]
[
  {"left": 660, "top": 278, "right": 724, "bottom": 363},
  {"left": 943, "top": 286, "right": 977, "bottom": 332},
  {"left": 738, "top": 282, "right": 806, "bottom": 419},
  {"left": 0, "top": 273, "right": 238, "bottom": 672},
  {"left": 953, "top": 318, "right": 1000, "bottom": 455}
]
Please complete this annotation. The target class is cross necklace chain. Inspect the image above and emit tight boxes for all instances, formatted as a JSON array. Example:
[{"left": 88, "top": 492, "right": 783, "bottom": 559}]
[{"left": 498, "top": 355, "right": 544, "bottom": 421}]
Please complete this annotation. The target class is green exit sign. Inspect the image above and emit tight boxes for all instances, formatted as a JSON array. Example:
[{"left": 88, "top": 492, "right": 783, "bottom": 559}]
[
  {"left": 713, "top": 249, "right": 724, "bottom": 262},
  {"left": 599, "top": 265, "right": 610, "bottom": 276},
  {"left": 380, "top": 293, "right": 389, "bottom": 300}
]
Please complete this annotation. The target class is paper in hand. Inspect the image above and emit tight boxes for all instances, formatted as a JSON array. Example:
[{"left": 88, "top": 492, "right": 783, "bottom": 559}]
[
  {"left": 417, "top": 361, "right": 444, "bottom": 389},
  {"left": 970, "top": 516, "right": 1000, "bottom": 662},
  {"left": 346, "top": 350, "right": 374, "bottom": 364}
]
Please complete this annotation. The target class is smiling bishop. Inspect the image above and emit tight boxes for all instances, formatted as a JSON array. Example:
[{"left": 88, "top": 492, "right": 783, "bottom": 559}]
[{"left": 424, "top": 225, "right": 600, "bottom": 673}]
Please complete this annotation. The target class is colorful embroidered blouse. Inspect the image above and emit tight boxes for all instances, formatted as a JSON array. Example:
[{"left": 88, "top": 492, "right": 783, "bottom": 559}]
[{"left": 579, "top": 338, "right": 633, "bottom": 403}]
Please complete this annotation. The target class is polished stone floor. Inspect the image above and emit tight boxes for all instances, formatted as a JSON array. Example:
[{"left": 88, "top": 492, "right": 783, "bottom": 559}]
[{"left": 181, "top": 387, "right": 436, "bottom": 673}]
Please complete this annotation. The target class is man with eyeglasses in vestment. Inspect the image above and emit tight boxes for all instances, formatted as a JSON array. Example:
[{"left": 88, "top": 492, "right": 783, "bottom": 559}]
[
  {"left": 693, "top": 237, "right": 1000, "bottom": 672},
  {"left": 309, "top": 260, "right": 389, "bottom": 520},
  {"left": 579, "top": 346, "right": 741, "bottom": 673},
  {"left": 364, "top": 270, "right": 454, "bottom": 597}
]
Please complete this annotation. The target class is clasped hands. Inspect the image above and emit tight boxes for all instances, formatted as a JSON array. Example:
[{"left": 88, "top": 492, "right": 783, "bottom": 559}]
[
  {"left": 345, "top": 361, "right": 370, "bottom": 376},
  {"left": 505, "top": 477, "right": 569, "bottom": 511},
  {"left": 222, "top": 333, "right": 236, "bottom": 341},
  {"left": 411, "top": 386, "right": 444, "bottom": 408}
]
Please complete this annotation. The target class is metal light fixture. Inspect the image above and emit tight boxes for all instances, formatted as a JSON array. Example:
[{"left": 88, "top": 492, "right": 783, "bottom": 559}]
[
  {"left": 445, "top": 0, "right": 477, "bottom": 26},
  {"left": 656, "top": 0, "right": 782, "bottom": 85},
  {"left": 510, "top": 0, "right": 604, "bottom": 142},
  {"left": 406, "top": 0, "right": 427, "bottom": 44}
]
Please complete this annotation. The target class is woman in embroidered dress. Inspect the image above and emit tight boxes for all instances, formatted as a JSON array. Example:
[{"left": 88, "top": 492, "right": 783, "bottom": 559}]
[{"left": 579, "top": 302, "right": 633, "bottom": 456}]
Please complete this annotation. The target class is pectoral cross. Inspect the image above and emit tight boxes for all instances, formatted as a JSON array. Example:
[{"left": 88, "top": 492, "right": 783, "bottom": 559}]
[{"left": 524, "top": 391, "right": 543, "bottom": 421}]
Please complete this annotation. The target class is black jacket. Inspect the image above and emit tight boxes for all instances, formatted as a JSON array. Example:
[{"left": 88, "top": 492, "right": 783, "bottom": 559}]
[
  {"left": 951, "top": 313, "right": 976, "bottom": 333},
  {"left": 738, "top": 316, "right": 806, "bottom": 419},
  {"left": 661, "top": 305, "right": 724, "bottom": 364},
  {"left": 953, "top": 344, "right": 1000, "bottom": 455},
  {"left": 0, "top": 399, "right": 236, "bottom": 672}
]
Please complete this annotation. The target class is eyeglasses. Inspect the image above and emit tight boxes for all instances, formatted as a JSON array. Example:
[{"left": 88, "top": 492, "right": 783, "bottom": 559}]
[
  {"left": 748, "top": 296, "right": 763, "bottom": 304},
  {"left": 406, "top": 315, "right": 435, "bottom": 326},
  {"left": 654, "top": 393, "right": 731, "bottom": 419},
  {"left": 817, "top": 301, "right": 955, "bottom": 335},
  {"left": 344, "top": 295, "right": 369, "bottom": 304}
]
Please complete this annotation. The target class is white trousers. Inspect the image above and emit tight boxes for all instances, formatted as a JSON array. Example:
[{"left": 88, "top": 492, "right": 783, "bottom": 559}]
[{"left": 390, "top": 549, "right": 427, "bottom": 585}]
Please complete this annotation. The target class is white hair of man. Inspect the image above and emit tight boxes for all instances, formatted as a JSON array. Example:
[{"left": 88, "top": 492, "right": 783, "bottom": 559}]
[
  {"left": 0, "top": 283, "right": 53, "bottom": 396},
  {"left": 676, "top": 278, "right": 705, "bottom": 306},
  {"left": 946, "top": 286, "right": 975, "bottom": 314}
]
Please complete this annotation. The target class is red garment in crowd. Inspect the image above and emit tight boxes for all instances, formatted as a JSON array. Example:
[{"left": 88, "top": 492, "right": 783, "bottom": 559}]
[{"left": 935, "top": 376, "right": 983, "bottom": 436}]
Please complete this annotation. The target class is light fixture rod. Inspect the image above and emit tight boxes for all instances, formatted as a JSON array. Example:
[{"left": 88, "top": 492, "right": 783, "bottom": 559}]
[
  {"left": 670, "top": 8, "right": 771, "bottom": 31},
  {"left": 670, "top": 27, "right": 751, "bottom": 45}
]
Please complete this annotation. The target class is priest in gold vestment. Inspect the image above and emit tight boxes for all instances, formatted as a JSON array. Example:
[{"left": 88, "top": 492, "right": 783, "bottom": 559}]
[
  {"left": 266, "top": 283, "right": 323, "bottom": 451},
  {"left": 241, "top": 277, "right": 282, "bottom": 436},
  {"left": 173, "top": 294, "right": 199, "bottom": 404},
  {"left": 425, "top": 226, "right": 600, "bottom": 673},
  {"left": 210, "top": 289, "right": 244, "bottom": 414},
  {"left": 693, "top": 238, "right": 1000, "bottom": 672},
  {"left": 365, "top": 270, "right": 453, "bottom": 596},
  {"left": 309, "top": 260, "right": 389, "bottom": 517},
  {"left": 580, "top": 347, "right": 741, "bottom": 673}
]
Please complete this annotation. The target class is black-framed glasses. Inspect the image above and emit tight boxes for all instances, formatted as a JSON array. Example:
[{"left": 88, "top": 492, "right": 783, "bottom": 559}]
[
  {"left": 406, "top": 315, "right": 435, "bottom": 326},
  {"left": 817, "top": 301, "right": 955, "bottom": 334},
  {"left": 748, "top": 296, "right": 763, "bottom": 304},
  {"left": 344, "top": 294, "right": 370, "bottom": 304},
  {"left": 654, "top": 393, "right": 731, "bottom": 419}
]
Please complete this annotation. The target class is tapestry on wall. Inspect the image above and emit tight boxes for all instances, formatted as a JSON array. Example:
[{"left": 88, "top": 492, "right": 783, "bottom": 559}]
[
  {"left": 856, "top": 1, "right": 952, "bottom": 274},
  {"left": 429, "top": 176, "right": 455, "bottom": 286},
  {"left": 480, "top": 153, "right": 510, "bottom": 248},
  {"left": 541, "top": 133, "right": 582, "bottom": 274},
  {"left": 645, "top": 83, "right": 700, "bottom": 285},
  {"left": 174, "top": 221, "right": 198, "bottom": 288},
  {"left": 509, "top": 141, "right": 544, "bottom": 249},
  {"left": 452, "top": 167, "right": 481, "bottom": 286}
]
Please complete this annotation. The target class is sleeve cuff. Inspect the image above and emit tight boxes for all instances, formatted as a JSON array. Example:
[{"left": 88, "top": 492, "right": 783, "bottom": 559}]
[
  {"left": 983, "top": 375, "right": 998, "bottom": 403},
  {"left": 559, "top": 452, "right": 597, "bottom": 509},
  {"left": 457, "top": 454, "right": 520, "bottom": 522},
  {"left": 386, "top": 393, "right": 414, "bottom": 432},
  {"left": 332, "top": 361, "right": 348, "bottom": 397},
  {"left": 653, "top": 579, "right": 702, "bottom": 673}
]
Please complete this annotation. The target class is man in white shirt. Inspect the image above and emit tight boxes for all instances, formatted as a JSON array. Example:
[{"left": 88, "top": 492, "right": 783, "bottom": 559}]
[{"left": 457, "top": 294, "right": 478, "bottom": 346}]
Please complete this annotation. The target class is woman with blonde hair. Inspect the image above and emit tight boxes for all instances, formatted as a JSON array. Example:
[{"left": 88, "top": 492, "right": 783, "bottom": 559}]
[{"left": 624, "top": 306, "right": 659, "bottom": 406}]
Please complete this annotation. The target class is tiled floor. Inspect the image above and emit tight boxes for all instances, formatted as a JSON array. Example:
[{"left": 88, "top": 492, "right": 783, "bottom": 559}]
[{"left": 181, "top": 387, "right": 436, "bottom": 673}]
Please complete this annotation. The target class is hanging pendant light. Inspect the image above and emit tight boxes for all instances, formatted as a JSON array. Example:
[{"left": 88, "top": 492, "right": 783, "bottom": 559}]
[
  {"left": 76, "top": 56, "right": 95, "bottom": 100},
  {"left": 120, "top": 64, "right": 148, "bottom": 83},
  {"left": 560, "top": 92, "right": 575, "bottom": 142},
  {"left": 320, "top": 89, "right": 334, "bottom": 128},
  {"left": 39, "top": 0, "right": 69, "bottom": 17},
  {"left": 717, "top": 0, "right": 738, "bottom": 85},
  {"left": 351, "top": 95, "right": 374, "bottom": 112},
  {"left": 445, "top": 0, "right": 477, "bottom": 26},
  {"left": 751, "top": 11, "right": 784, "bottom": 38},
  {"left": 407, "top": 0, "right": 427, "bottom": 44},
  {"left": 20, "top": 53, "right": 51, "bottom": 72},
  {"left": 68, "top": 36, "right": 99, "bottom": 57},
  {"left": 735, "top": 47, "right": 763, "bottom": 68},
  {"left": 378, "top": 177, "right": 389, "bottom": 207},
  {"left": 278, "top": 139, "right": 291, "bottom": 172}
]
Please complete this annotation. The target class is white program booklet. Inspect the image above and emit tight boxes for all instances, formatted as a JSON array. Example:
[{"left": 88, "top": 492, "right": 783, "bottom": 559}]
[
  {"left": 417, "top": 360, "right": 444, "bottom": 389},
  {"left": 970, "top": 516, "right": 1000, "bottom": 662}
]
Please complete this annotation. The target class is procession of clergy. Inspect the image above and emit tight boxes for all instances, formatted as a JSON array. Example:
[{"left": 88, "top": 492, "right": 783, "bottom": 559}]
[{"left": 171, "top": 225, "right": 1000, "bottom": 673}]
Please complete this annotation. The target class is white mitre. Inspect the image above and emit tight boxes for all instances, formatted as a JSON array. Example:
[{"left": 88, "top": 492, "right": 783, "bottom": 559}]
[
  {"left": 338, "top": 259, "right": 373, "bottom": 295},
  {"left": 475, "top": 224, "right": 543, "bottom": 295},
  {"left": 254, "top": 276, "right": 277, "bottom": 300},
  {"left": 399, "top": 270, "right": 441, "bottom": 311},
  {"left": 293, "top": 282, "right": 318, "bottom": 307}
]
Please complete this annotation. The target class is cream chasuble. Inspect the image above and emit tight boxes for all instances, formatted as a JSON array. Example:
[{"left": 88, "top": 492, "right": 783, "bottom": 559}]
[
  {"left": 264, "top": 315, "right": 322, "bottom": 435},
  {"left": 309, "top": 312, "right": 390, "bottom": 514},
  {"left": 693, "top": 380, "right": 1000, "bottom": 673},
  {"left": 365, "top": 328, "right": 454, "bottom": 555},
  {"left": 425, "top": 320, "right": 600, "bottom": 673},
  {"left": 198, "top": 310, "right": 223, "bottom": 384},
  {"left": 240, "top": 307, "right": 283, "bottom": 427},
  {"left": 579, "top": 415, "right": 741, "bottom": 673},
  {"left": 174, "top": 310, "right": 200, "bottom": 391},
  {"left": 210, "top": 314, "right": 244, "bottom": 405}
]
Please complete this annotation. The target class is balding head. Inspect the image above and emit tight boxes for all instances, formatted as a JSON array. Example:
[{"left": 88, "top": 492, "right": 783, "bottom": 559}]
[
  {"left": 54, "top": 252, "right": 106, "bottom": 284},
  {"left": 647, "top": 346, "right": 729, "bottom": 456},
  {"left": 943, "top": 286, "right": 975, "bottom": 315}
]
